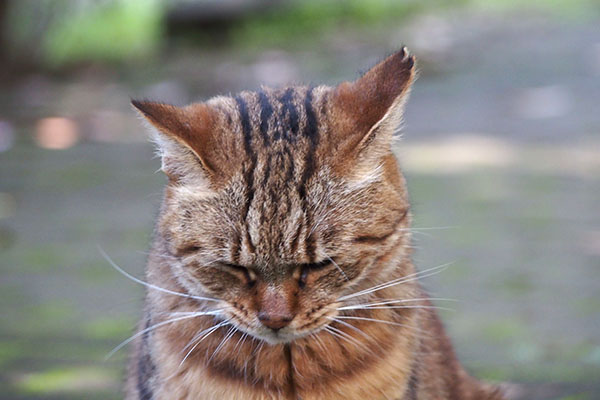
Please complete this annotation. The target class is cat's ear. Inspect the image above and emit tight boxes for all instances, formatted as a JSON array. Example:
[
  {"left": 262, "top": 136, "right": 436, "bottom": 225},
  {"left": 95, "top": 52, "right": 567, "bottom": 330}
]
[
  {"left": 331, "top": 48, "right": 415, "bottom": 162},
  {"left": 132, "top": 100, "right": 223, "bottom": 185}
]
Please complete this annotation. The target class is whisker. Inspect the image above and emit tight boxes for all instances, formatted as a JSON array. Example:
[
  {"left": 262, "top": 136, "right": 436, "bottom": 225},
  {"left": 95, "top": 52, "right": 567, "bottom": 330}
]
[
  {"left": 339, "top": 305, "right": 454, "bottom": 312},
  {"left": 208, "top": 325, "right": 237, "bottom": 363},
  {"left": 338, "top": 262, "right": 453, "bottom": 301},
  {"left": 323, "top": 326, "right": 347, "bottom": 343},
  {"left": 325, "top": 254, "right": 348, "bottom": 281},
  {"left": 163, "top": 320, "right": 230, "bottom": 382},
  {"left": 253, "top": 340, "right": 265, "bottom": 357},
  {"left": 333, "top": 315, "right": 431, "bottom": 339},
  {"left": 180, "top": 318, "right": 228, "bottom": 353},
  {"left": 105, "top": 311, "right": 220, "bottom": 360},
  {"left": 402, "top": 226, "right": 455, "bottom": 231},
  {"left": 323, "top": 326, "right": 364, "bottom": 351},
  {"left": 157, "top": 307, "right": 227, "bottom": 318},
  {"left": 339, "top": 297, "right": 457, "bottom": 309},
  {"left": 98, "top": 246, "right": 219, "bottom": 303},
  {"left": 326, "top": 317, "right": 372, "bottom": 341},
  {"left": 337, "top": 297, "right": 456, "bottom": 312},
  {"left": 392, "top": 226, "right": 454, "bottom": 239},
  {"left": 179, "top": 320, "right": 230, "bottom": 367},
  {"left": 333, "top": 315, "right": 415, "bottom": 329},
  {"left": 308, "top": 331, "right": 328, "bottom": 356},
  {"left": 233, "top": 331, "right": 249, "bottom": 353},
  {"left": 326, "top": 325, "right": 369, "bottom": 351}
]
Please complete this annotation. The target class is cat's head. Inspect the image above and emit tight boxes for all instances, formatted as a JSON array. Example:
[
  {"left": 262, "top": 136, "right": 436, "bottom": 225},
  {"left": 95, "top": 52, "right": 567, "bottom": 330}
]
[{"left": 134, "top": 49, "right": 416, "bottom": 344}]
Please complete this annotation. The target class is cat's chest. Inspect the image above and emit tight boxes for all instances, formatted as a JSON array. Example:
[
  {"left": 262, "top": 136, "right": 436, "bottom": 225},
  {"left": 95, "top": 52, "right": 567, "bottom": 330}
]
[{"left": 151, "top": 322, "right": 414, "bottom": 400}]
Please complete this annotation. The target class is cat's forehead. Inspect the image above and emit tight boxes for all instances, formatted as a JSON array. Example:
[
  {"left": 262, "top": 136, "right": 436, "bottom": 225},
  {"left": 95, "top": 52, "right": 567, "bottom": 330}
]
[
  {"left": 214, "top": 87, "right": 335, "bottom": 262},
  {"left": 214, "top": 86, "right": 329, "bottom": 155}
]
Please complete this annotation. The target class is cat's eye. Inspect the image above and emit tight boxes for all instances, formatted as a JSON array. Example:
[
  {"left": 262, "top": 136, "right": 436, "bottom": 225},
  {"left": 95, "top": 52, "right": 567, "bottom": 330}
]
[
  {"left": 224, "top": 263, "right": 256, "bottom": 288},
  {"left": 298, "top": 260, "right": 331, "bottom": 288},
  {"left": 180, "top": 245, "right": 202, "bottom": 255}
]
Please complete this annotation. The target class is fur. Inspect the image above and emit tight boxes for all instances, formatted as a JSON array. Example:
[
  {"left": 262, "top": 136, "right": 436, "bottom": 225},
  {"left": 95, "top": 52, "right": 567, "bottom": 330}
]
[{"left": 125, "top": 48, "right": 506, "bottom": 400}]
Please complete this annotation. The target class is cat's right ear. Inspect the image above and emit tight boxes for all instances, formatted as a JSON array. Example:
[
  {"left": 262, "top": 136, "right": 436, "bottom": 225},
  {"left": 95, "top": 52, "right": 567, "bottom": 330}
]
[
  {"left": 131, "top": 100, "right": 221, "bottom": 186},
  {"left": 329, "top": 48, "right": 416, "bottom": 177}
]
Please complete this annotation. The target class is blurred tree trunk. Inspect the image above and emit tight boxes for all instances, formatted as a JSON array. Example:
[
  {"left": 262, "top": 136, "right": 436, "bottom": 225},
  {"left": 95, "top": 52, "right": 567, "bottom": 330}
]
[{"left": 0, "top": 0, "right": 7, "bottom": 64}]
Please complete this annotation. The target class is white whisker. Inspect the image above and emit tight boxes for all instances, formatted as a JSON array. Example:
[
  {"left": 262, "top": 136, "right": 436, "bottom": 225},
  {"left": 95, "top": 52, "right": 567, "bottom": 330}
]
[
  {"left": 333, "top": 315, "right": 431, "bottom": 339},
  {"left": 233, "top": 331, "right": 249, "bottom": 353},
  {"left": 339, "top": 305, "right": 454, "bottom": 312},
  {"left": 324, "top": 326, "right": 365, "bottom": 351},
  {"left": 338, "top": 297, "right": 456, "bottom": 311},
  {"left": 326, "top": 325, "right": 369, "bottom": 351},
  {"left": 308, "top": 332, "right": 324, "bottom": 354},
  {"left": 326, "top": 317, "right": 372, "bottom": 341},
  {"left": 105, "top": 311, "right": 220, "bottom": 360},
  {"left": 179, "top": 320, "right": 230, "bottom": 367},
  {"left": 338, "top": 262, "right": 453, "bottom": 301},
  {"left": 333, "top": 315, "right": 412, "bottom": 329},
  {"left": 339, "top": 297, "right": 456, "bottom": 309},
  {"left": 325, "top": 254, "right": 349, "bottom": 281},
  {"left": 98, "top": 246, "right": 218, "bottom": 303},
  {"left": 208, "top": 325, "right": 237, "bottom": 363}
]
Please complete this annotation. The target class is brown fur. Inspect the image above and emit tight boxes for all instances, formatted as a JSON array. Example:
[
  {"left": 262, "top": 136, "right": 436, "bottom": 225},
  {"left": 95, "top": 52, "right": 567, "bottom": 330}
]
[{"left": 126, "top": 48, "right": 506, "bottom": 400}]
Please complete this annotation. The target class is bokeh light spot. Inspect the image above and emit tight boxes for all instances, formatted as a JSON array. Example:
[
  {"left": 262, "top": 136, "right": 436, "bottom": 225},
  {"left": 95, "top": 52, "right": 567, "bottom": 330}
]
[{"left": 35, "top": 117, "right": 79, "bottom": 150}]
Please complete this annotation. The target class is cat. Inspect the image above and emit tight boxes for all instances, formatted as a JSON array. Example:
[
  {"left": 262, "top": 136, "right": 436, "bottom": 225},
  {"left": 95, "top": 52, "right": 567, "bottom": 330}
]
[{"left": 125, "top": 48, "right": 506, "bottom": 400}]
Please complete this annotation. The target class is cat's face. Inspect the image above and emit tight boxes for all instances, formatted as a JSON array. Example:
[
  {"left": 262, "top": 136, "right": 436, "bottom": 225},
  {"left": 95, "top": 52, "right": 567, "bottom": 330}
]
[{"left": 135, "top": 49, "right": 415, "bottom": 344}]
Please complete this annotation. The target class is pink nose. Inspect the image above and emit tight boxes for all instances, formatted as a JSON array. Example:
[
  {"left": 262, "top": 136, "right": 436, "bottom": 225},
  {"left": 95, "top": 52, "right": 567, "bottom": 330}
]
[{"left": 258, "top": 311, "right": 293, "bottom": 330}]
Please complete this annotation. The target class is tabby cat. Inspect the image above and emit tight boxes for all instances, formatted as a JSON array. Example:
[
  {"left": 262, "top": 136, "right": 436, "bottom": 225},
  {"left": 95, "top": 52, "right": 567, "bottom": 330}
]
[{"left": 125, "top": 48, "right": 505, "bottom": 399}]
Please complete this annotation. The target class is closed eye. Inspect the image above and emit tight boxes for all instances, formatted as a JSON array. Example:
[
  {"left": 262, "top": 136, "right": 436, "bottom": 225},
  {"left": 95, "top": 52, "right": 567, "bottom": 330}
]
[
  {"left": 303, "top": 260, "right": 331, "bottom": 271},
  {"left": 299, "top": 260, "right": 332, "bottom": 288},
  {"left": 223, "top": 263, "right": 256, "bottom": 288},
  {"left": 179, "top": 245, "right": 202, "bottom": 256}
]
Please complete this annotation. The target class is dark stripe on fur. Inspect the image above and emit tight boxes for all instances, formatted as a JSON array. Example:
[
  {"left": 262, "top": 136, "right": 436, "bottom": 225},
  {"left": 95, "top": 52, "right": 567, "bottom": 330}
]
[
  {"left": 137, "top": 316, "right": 155, "bottom": 400},
  {"left": 280, "top": 88, "right": 299, "bottom": 140},
  {"left": 235, "top": 95, "right": 257, "bottom": 260},
  {"left": 289, "top": 220, "right": 303, "bottom": 254},
  {"left": 405, "top": 360, "right": 419, "bottom": 400},
  {"left": 258, "top": 91, "right": 272, "bottom": 145},
  {"left": 299, "top": 88, "right": 319, "bottom": 261},
  {"left": 284, "top": 344, "right": 298, "bottom": 399}
]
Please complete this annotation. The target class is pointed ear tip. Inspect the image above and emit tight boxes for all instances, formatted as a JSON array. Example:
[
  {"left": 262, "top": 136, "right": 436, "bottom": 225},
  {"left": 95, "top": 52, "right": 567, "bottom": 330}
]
[
  {"left": 130, "top": 99, "right": 150, "bottom": 114},
  {"left": 392, "top": 46, "right": 416, "bottom": 69},
  {"left": 130, "top": 99, "right": 172, "bottom": 119}
]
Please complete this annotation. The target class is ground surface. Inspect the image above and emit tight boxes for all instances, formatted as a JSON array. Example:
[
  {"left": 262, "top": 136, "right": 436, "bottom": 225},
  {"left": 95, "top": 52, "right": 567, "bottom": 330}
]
[{"left": 0, "top": 10, "right": 599, "bottom": 400}]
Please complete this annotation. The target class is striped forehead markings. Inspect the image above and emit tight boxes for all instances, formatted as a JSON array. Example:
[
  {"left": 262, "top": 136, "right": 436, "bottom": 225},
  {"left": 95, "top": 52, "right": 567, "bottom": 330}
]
[
  {"left": 234, "top": 95, "right": 257, "bottom": 261},
  {"left": 258, "top": 91, "right": 272, "bottom": 146},
  {"left": 231, "top": 88, "right": 324, "bottom": 262},
  {"left": 280, "top": 87, "right": 300, "bottom": 141},
  {"left": 300, "top": 88, "right": 319, "bottom": 262}
]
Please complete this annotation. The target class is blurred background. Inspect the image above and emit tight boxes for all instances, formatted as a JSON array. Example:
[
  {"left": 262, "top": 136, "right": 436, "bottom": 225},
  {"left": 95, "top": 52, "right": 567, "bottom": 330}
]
[{"left": 0, "top": 0, "right": 599, "bottom": 399}]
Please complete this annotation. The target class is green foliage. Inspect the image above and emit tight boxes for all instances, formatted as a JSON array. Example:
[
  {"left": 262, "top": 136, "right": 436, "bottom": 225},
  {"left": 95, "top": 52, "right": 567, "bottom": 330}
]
[
  {"left": 231, "top": 0, "right": 599, "bottom": 48},
  {"left": 14, "top": 366, "right": 117, "bottom": 395},
  {"left": 6, "top": 0, "right": 164, "bottom": 68},
  {"left": 42, "top": 0, "right": 163, "bottom": 67},
  {"left": 231, "top": 0, "right": 447, "bottom": 48}
]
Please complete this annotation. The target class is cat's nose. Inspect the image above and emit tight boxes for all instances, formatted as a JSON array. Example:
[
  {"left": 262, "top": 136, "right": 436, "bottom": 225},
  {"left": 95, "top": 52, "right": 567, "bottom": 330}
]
[
  {"left": 257, "top": 284, "right": 296, "bottom": 331},
  {"left": 258, "top": 311, "right": 293, "bottom": 331}
]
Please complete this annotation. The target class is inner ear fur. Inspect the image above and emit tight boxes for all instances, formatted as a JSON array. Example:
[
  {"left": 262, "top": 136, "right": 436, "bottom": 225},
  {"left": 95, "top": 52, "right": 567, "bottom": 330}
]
[{"left": 132, "top": 100, "right": 232, "bottom": 185}]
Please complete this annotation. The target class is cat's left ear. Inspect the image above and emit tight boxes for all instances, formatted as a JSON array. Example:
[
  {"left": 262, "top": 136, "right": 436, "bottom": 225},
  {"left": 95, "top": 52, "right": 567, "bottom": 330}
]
[
  {"left": 331, "top": 48, "right": 416, "bottom": 160},
  {"left": 131, "top": 100, "right": 228, "bottom": 186}
]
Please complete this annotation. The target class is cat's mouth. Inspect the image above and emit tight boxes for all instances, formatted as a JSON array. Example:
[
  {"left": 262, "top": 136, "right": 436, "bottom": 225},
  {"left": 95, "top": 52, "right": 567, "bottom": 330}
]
[{"left": 224, "top": 309, "right": 334, "bottom": 345}]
